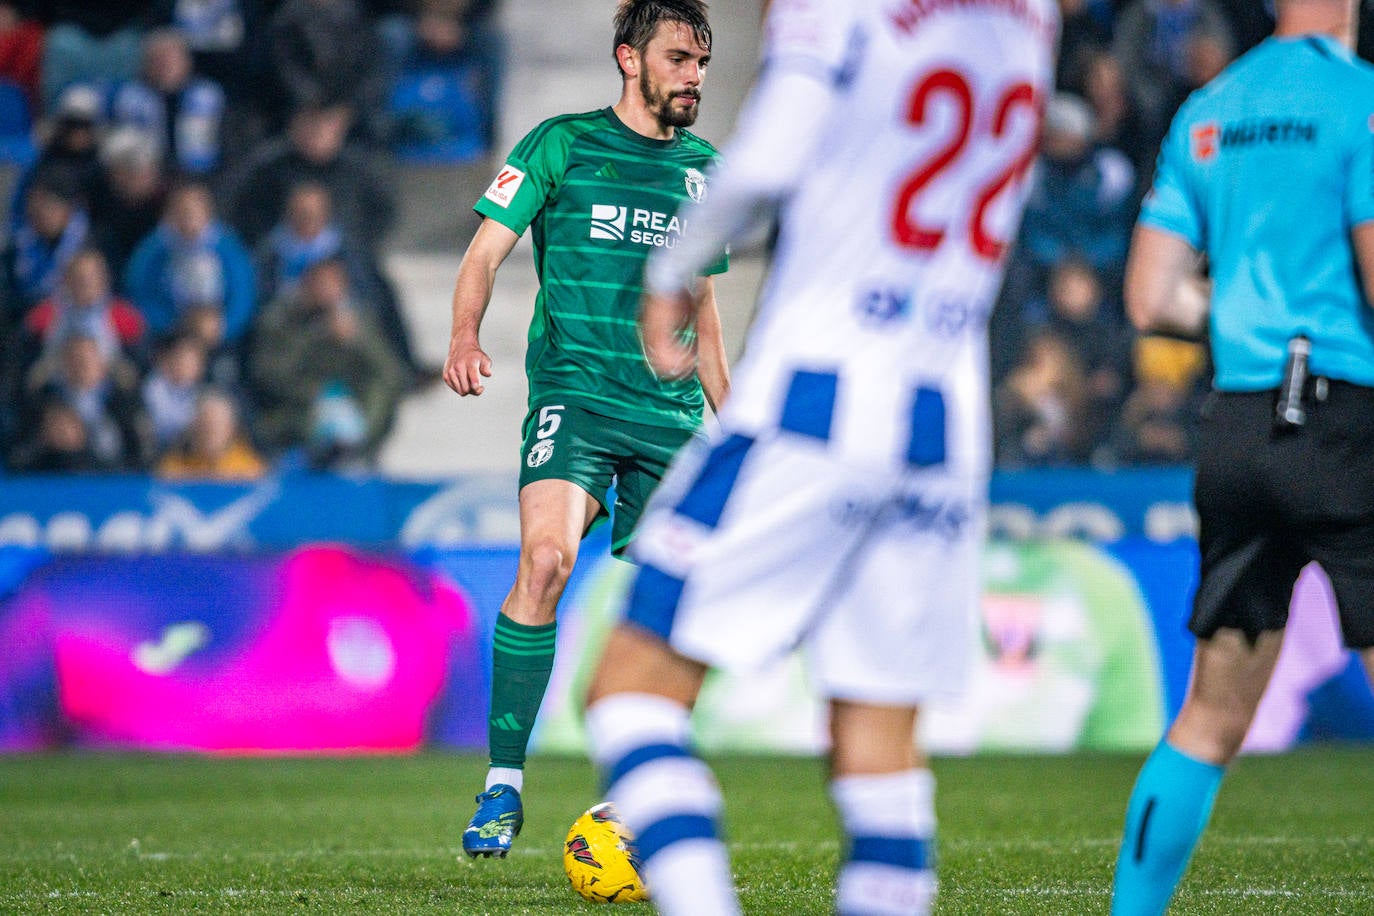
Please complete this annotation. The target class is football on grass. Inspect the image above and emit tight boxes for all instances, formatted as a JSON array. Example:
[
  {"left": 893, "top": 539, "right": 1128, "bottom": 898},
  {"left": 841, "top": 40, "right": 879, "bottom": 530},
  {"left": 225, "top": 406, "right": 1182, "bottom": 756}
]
[{"left": 563, "top": 802, "right": 649, "bottom": 904}]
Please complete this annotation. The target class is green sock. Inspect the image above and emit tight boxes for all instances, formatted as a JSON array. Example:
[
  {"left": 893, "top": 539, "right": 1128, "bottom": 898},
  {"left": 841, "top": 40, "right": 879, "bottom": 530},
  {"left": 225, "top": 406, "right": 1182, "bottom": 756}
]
[{"left": 488, "top": 615, "right": 557, "bottom": 770}]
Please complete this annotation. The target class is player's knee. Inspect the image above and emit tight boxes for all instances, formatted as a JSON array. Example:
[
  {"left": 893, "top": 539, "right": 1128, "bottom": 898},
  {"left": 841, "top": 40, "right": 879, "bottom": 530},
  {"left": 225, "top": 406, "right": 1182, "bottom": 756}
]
[{"left": 520, "top": 539, "right": 575, "bottom": 598}]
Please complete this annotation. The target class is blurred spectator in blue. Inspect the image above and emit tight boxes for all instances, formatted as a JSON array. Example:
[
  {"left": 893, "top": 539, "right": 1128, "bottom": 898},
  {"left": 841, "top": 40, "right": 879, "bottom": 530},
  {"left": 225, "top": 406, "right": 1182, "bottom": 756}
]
[
  {"left": 9, "top": 84, "right": 105, "bottom": 232},
  {"left": 151, "top": 0, "right": 276, "bottom": 167},
  {"left": 8, "top": 394, "right": 108, "bottom": 472},
  {"left": 994, "top": 330, "right": 1092, "bottom": 467},
  {"left": 110, "top": 29, "right": 226, "bottom": 176},
  {"left": 90, "top": 127, "right": 169, "bottom": 283},
  {"left": 255, "top": 181, "right": 361, "bottom": 302},
  {"left": 248, "top": 256, "right": 404, "bottom": 469},
  {"left": 1112, "top": 0, "right": 1233, "bottom": 146},
  {"left": 254, "top": 181, "right": 407, "bottom": 356},
  {"left": 379, "top": 0, "right": 504, "bottom": 147},
  {"left": 227, "top": 105, "right": 432, "bottom": 383},
  {"left": 3, "top": 175, "right": 92, "bottom": 317},
  {"left": 22, "top": 331, "right": 150, "bottom": 471},
  {"left": 1016, "top": 93, "right": 1137, "bottom": 284},
  {"left": 36, "top": 0, "right": 151, "bottom": 111},
  {"left": 22, "top": 248, "right": 147, "bottom": 369},
  {"left": 0, "top": 1, "right": 42, "bottom": 109},
  {"left": 142, "top": 330, "right": 209, "bottom": 456},
  {"left": 268, "top": 0, "right": 387, "bottom": 142},
  {"left": 125, "top": 180, "right": 255, "bottom": 354},
  {"left": 2, "top": 247, "right": 139, "bottom": 458}
]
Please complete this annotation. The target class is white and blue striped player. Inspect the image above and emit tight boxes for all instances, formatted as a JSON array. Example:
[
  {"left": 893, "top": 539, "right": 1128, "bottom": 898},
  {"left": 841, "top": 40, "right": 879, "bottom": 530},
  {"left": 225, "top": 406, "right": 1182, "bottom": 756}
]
[
  {"left": 1111, "top": 1, "right": 1374, "bottom": 913},
  {"left": 583, "top": 0, "right": 1058, "bottom": 912}
]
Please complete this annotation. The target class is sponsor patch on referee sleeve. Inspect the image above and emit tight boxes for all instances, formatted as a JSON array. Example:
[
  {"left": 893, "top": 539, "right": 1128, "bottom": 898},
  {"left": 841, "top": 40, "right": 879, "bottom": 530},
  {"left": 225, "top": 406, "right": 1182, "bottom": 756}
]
[{"left": 483, "top": 165, "right": 526, "bottom": 208}]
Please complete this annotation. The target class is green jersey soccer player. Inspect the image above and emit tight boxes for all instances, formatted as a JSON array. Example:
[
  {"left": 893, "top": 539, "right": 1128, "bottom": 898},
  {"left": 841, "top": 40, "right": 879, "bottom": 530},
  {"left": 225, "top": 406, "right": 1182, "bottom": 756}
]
[{"left": 443, "top": 0, "right": 729, "bottom": 859}]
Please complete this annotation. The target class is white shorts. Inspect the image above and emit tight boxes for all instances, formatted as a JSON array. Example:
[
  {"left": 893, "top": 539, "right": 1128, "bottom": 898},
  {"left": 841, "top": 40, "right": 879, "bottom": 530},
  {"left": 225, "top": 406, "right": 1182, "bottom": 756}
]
[{"left": 625, "top": 428, "right": 983, "bottom": 705}]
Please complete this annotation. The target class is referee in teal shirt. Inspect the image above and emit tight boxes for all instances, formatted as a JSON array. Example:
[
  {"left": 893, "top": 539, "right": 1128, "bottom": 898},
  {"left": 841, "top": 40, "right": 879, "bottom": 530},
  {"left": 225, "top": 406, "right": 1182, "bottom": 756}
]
[{"left": 1111, "top": 1, "right": 1374, "bottom": 913}]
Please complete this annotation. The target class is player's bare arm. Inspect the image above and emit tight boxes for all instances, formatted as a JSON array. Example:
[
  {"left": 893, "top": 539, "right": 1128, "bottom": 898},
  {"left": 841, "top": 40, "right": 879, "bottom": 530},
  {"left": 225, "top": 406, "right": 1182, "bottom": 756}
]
[
  {"left": 1124, "top": 224, "right": 1210, "bottom": 339},
  {"left": 444, "top": 217, "right": 520, "bottom": 396},
  {"left": 692, "top": 278, "right": 729, "bottom": 410},
  {"left": 1354, "top": 222, "right": 1374, "bottom": 309}
]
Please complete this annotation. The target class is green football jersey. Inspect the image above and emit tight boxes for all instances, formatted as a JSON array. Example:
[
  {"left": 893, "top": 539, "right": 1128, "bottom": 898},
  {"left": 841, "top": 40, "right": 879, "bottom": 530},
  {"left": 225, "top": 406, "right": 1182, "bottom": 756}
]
[{"left": 475, "top": 107, "right": 728, "bottom": 431}]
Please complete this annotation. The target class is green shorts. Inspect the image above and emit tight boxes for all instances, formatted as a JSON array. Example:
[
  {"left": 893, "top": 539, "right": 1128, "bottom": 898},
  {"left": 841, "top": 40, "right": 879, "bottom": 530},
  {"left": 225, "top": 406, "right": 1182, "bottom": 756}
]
[{"left": 518, "top": 402, "right": 696, "bottom": 556}]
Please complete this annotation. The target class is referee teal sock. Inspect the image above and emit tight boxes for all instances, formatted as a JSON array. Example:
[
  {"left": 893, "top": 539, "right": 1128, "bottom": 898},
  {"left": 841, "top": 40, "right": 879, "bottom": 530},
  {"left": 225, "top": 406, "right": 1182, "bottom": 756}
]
[{"left": 1111, "top": 741, "right": 1224, "bottom": 916}]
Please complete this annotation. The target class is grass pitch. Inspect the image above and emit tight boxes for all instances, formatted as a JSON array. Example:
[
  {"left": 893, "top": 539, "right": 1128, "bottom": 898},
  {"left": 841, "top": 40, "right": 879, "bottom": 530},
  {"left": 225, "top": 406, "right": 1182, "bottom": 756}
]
[{"left": 1, "top": 750, "right": 1371, "bottom": 914}]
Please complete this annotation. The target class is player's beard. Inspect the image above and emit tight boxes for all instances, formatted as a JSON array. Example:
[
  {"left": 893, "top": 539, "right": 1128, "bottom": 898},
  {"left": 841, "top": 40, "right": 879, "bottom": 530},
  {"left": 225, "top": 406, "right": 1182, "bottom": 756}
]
[{"left": 641, "top": 70, "right": 700, "bottom": 130}]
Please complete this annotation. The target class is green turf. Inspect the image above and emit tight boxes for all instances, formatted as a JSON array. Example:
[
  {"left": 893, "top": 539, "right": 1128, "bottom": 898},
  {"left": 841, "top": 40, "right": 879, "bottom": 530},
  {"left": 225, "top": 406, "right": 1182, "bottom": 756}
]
[{"left": 1, "top": 750, "right": 1371, "bottom": 913}]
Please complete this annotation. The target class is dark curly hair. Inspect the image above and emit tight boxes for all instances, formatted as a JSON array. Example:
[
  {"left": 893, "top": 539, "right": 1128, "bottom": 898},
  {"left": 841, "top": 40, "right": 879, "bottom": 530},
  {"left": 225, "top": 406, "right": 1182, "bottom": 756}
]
[{"left": 613, "top": 0, "right": 712, "bottom": 75}]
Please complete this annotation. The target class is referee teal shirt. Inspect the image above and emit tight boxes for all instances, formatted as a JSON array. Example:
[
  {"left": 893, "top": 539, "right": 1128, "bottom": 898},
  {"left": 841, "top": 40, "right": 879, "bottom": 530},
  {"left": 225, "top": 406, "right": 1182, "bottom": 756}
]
[{"left": 1140, "top": 34, "right": 1374, "bottom": 390}]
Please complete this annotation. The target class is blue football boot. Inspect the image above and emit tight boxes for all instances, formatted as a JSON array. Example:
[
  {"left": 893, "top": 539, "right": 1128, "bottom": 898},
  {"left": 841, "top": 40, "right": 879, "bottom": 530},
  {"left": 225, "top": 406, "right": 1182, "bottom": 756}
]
[{"left": 462, "top": 784, "right": 524, "bottom": 858}]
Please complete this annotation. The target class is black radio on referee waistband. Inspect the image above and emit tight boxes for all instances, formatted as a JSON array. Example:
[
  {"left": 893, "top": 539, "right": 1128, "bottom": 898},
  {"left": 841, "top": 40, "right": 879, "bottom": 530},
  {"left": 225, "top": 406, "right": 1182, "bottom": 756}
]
[{"left": 1274, "top": 335, "right": 1311, "bottom": 430}]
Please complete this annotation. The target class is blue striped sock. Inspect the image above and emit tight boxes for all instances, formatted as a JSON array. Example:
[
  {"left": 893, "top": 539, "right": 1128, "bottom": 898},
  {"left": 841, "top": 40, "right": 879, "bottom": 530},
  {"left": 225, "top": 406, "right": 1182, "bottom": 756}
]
[
  {"left": 585, "top": 693, "right": 739, "bottom": 916},
  {"left": 832, "top": 770, "right": 937, "bottom": 916},
  {"left": 1111, "top": 741, "right": 1225, "bottom": 916}
]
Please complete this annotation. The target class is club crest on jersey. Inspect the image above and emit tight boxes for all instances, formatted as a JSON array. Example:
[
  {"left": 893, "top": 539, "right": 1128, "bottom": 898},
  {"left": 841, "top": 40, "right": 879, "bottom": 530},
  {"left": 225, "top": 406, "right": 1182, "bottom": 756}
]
[
  {"left": 527, "top": 439, "right": 555, "bottom": 468},
  {"left": 1191, "top": 122, "right": 1219, "bottom": 163},
  {"left": 684, "top": 168, "right": 707, "bottom": 203},
  {"left": 484, "top": 165, "right": 526, "bottom": 208}
]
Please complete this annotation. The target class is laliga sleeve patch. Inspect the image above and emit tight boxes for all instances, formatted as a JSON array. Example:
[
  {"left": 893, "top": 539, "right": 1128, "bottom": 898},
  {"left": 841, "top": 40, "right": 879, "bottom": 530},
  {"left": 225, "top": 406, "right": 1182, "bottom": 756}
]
[{"left": 484, "top": 165, "right": 526, "bottom": 208}]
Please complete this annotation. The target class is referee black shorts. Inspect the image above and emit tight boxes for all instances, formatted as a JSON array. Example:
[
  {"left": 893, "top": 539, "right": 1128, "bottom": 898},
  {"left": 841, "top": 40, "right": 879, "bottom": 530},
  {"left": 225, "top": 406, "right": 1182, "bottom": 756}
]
[{"left": 1192, "top": 381, "right": 1374, "bottom": 649}]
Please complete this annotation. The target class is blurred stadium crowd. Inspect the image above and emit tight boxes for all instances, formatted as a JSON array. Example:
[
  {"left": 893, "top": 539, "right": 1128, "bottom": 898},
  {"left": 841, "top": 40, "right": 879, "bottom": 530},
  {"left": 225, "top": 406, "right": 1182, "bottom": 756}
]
[
  {"left": 0, "top": 0, "right": 499, "bottom": 477},
  {"left": 993, "top": 0, "right": 1373, "bottom": 469},
  {"left": 0, "top": 0, "right": 1367, "bottom": 480}
]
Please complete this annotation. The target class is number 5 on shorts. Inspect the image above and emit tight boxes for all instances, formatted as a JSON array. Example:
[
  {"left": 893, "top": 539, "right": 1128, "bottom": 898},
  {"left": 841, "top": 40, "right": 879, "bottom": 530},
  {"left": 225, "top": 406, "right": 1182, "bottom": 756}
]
[{"left": 536, "top": 405, "right": 565, "bottom": 439}]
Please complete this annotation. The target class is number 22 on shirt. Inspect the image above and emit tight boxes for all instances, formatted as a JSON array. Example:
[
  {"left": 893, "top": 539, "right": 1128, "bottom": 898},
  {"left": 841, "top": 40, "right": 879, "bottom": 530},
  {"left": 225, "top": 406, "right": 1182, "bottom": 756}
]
[{"left": 889, "top": 68, "right": 1042, "bottom": 263}]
